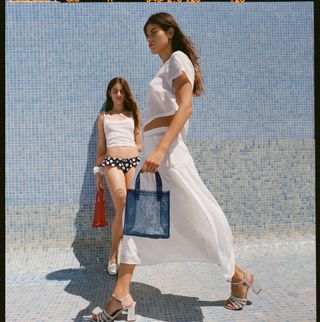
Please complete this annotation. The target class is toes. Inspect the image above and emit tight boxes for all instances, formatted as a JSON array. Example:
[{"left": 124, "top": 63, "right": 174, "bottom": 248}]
[
  {"left": 91, "top": 313, "right": 97, "bottom": 321},
  {"left": 224, "top": 299, "right": 233, "bottom": 309}
]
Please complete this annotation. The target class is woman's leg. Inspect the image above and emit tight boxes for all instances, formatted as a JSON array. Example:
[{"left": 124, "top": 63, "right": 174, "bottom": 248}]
[
  {"left": 107, "top": 263, "right": 136, "bottom": 311},
  {"left": 91, "top": 263, "right": 136, "bottom": 321},
  {"left": 104, "top": 166, "right": 127, "bottom": 264},
  {"left": 224, "top": 264, "right": 258, "bottom": 309},
  {"left": 124, "top": 166, "right": 136, "bottom": 189},
  {"left": 92, "top": 166, "right": 137, "bottom": 321}
]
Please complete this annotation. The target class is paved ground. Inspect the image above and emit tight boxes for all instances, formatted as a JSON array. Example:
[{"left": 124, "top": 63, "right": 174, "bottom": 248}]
[{"left": 6, "top": 234, "right": 316, "bottom": 322}]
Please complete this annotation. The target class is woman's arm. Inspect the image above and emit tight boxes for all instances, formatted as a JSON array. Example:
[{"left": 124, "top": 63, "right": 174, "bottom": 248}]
[
  {"left": 96, "top": 113, "right": 107, "bottom": 164},
  {"left": 134, "top": 126, "right": 143, "bottom": 153},
  {"left": 141, "top": 72, "right": 193, "bottom": 172},
  {"left": 95, "top": 113, "right": 106, "bottom": 190}
]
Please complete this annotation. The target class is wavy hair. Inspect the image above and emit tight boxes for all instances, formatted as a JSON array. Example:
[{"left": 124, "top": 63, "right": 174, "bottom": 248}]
[
  {"left": 144, "top": 12, "right": 204, "bottom": 96},
  {"left": 105, "top": 77, "right": 141, "bottom": 129}
]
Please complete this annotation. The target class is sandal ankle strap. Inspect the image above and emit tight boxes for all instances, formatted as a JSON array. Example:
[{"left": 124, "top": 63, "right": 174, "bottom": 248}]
[
  {"left": 229, "top": 272, "right": 249, "bottom": 286},
  {"left": 112, "top": 293, "right": 131, "bottom": 306}
]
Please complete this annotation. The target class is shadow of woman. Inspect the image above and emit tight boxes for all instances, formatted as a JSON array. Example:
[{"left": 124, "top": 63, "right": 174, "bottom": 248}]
[
  {"left": 71, "top": 102, "right": 114, "bottom": 267},
  {"left": 46, "top": 267, "right": 232, "bottom": 322}
]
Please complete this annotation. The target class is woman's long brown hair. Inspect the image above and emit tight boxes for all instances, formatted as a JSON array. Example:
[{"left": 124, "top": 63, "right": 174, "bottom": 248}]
[
  {"left": 105, "top": 77, "right": 141, "bottom": 129},
  {"left": 144, "top": 12, "right": 204, "bottom": 96}
]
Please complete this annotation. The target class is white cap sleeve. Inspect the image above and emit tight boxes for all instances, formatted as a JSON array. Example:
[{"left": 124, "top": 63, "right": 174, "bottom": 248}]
[{"left": 166, "top": 51, "right": 195, "bottom": 89}]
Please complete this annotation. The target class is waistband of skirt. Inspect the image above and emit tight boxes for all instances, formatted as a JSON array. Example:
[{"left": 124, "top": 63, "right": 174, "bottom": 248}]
[{"left": 143, "top": 127, "right": 169, "bottom": 138}]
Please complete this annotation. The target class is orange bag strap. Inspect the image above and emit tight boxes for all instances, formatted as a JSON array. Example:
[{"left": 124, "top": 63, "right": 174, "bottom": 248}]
[{"left": 96, "top": 188, "right": 104, "bottom": 202}]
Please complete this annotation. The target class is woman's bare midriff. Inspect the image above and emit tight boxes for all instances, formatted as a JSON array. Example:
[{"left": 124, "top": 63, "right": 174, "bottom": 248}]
[
  {"left": 144, "top": 115, "right": 174, "bottom": 132},
  {"left": 106, "top": 146, "right": 139, "bottom": 159}
]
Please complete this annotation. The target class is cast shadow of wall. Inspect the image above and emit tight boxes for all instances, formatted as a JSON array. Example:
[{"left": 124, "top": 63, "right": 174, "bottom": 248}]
[
  {"left": 46, "top": 267, "right": 233, "bottom": 322},
  {"left": 71, "top": 102, "right": 114, "bottom": 267}
]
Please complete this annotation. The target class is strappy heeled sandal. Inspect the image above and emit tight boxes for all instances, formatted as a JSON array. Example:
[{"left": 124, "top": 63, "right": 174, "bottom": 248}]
[
  {"left": 91, "top": 293, "right": 136, "bottom": 322},
  {"left": 224, "top": 272, "right": 262, "bottom": 310}
]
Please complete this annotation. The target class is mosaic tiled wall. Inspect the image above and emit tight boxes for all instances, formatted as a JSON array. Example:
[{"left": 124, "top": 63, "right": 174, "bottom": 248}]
[{"left": 6, "top": 3, "right": 314, "bottom": 258}]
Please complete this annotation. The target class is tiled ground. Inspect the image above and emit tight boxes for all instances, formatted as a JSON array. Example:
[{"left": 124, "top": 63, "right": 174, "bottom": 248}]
[{"left": 6, "top": 234, "right": 316, "bottom": 322}]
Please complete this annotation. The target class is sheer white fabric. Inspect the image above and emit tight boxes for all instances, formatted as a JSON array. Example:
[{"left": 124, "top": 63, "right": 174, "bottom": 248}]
[
  {"left": 145, "top": 51, "right": 195, "bottom": 137},
  {"left": 120, "top": 128, "right": 235, "bottom": 281}
]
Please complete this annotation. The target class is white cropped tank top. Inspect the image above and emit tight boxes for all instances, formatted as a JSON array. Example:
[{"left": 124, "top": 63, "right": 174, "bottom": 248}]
[
  {"left": 145, "top": 50, "right": 195, "bottom": 136},
  {"left": 103, "top": 113, "right": 136, "bottom": 148}
]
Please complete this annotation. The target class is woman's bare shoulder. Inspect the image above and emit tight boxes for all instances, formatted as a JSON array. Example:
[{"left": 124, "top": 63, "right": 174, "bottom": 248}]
[{"left": 98, "top": 112, "right": 105, "bottom": 121}]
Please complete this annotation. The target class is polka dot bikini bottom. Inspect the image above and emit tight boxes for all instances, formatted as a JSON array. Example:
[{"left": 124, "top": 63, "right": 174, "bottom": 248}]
[{"left": 101, "top": 155, "right": 141, "bottom": 174}]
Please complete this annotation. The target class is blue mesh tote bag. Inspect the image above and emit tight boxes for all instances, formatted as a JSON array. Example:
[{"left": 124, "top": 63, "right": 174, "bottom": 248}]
[{"left": 124, "top": 171, "right": 170, "bottom": 239}]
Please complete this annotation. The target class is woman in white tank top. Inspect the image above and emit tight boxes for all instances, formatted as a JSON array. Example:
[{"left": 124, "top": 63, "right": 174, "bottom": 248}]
[
  {"left": 94, "top": 77, "right": 142, "bottom": 276},
  {"left": 92, "top": 14, "right": 261, "bottom": 322}
]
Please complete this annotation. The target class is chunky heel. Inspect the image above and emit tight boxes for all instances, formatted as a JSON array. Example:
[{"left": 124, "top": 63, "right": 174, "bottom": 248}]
[{"left": 126, "top": 302, "right": 136, "bottom": 321}]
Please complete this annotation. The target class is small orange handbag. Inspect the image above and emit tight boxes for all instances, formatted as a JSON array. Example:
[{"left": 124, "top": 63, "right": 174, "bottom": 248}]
[{"left": 92, "top": 188, "right": 108, "bottom": 227}]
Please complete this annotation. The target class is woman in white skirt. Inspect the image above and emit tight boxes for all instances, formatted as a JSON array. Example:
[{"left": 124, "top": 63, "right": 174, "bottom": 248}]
[{"left": 92, "top": 12, "right": 261, "bottom": 322}]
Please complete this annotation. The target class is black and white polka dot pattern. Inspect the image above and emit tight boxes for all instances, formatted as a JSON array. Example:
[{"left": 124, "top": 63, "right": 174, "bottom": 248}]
[{"left": 101, "top": 156, "right": 141, "bottom": 173}]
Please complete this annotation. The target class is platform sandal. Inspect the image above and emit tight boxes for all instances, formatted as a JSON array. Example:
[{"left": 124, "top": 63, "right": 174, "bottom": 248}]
[
  {"left": 224, "top": 272, "right": 262, "bottom": 310},
  {"left": 91, "top": 293, "right": 136, "bottom": 322}
]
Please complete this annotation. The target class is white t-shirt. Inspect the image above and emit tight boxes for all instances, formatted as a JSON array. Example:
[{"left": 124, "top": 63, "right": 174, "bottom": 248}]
[{"left": 145, "top": 50, "right": 195, "bottom": 136}]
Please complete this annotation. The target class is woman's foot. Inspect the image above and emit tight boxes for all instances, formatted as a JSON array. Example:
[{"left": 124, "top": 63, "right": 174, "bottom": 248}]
[
  {"left": 224, "top": 270, "right": 261, "bottom": 310},
  {"left": 92, "top": 293, "right": 136, "bottom": 321}
]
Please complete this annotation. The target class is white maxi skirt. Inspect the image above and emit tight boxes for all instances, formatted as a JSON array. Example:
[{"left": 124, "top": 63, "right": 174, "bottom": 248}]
[{"left": 120, "top": 127, "right": 235, "bottom": 280}]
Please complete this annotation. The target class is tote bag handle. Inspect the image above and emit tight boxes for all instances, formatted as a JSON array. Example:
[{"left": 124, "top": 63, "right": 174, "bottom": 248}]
[{"left": 134, "top": 171, "right": 163, "bottom": 201}]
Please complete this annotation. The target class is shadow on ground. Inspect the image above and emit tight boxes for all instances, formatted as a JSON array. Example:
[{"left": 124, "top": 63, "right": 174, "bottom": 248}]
[
  {"left": 46, "top": 267, "right": 236, "bottom": 322},
  {"left": 71, "top": 102, "right": 115, "bottom": 267}
]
